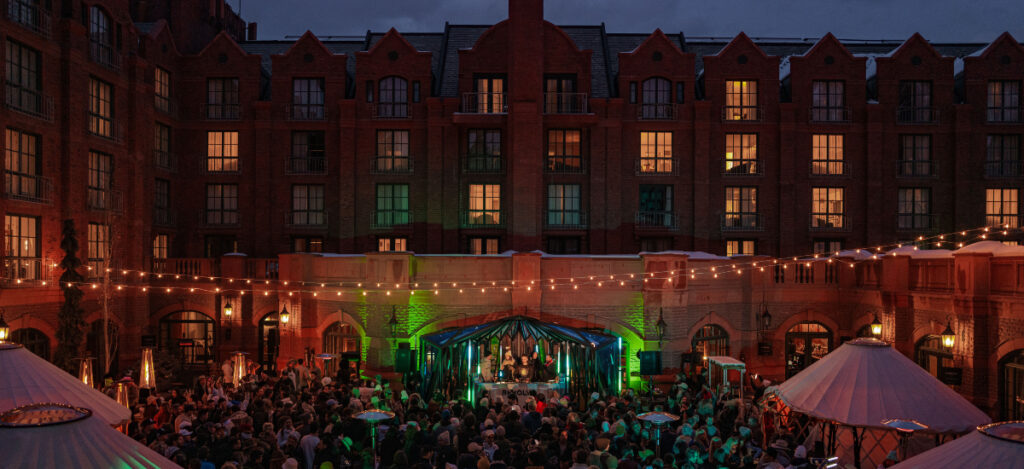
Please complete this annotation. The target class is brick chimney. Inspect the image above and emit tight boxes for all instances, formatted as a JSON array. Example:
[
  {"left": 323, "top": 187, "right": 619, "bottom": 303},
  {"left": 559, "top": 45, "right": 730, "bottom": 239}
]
[
  {"left": 247, "top": 22, "right": 258, "bottom": 41},
  {"left": 508, "top": 0, "right": 544, "bottom": 101}
]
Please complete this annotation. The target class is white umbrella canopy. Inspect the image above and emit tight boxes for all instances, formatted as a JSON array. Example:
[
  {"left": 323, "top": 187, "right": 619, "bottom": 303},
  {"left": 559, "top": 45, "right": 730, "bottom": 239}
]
[
  {"left": 0, "top": 343, "right": 131, "bottom": 425},
  {"left": 0, "top": 403, "right": 181, "bottom": 468},
  {"left": 891, "top": 422, "right": 1024, "bottom": 468},
  {"left": 765, "top": 338, "right": 989, "bottom": 433}
]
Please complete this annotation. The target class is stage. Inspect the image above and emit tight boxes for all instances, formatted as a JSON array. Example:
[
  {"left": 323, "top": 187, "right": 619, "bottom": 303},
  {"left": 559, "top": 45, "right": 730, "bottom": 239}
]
[{"left": 477, "top": 380, "right": 565, "bottom": 402}]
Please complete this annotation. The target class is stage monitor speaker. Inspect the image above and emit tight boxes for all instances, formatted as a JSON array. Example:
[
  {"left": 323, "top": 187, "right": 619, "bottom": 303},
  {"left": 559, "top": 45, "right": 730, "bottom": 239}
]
[
  {"left": 395, "top": 348, "right": 415, "bottom": 373},
  {"left": 638, "top": 351, "right": 662, "bottom": 375}
]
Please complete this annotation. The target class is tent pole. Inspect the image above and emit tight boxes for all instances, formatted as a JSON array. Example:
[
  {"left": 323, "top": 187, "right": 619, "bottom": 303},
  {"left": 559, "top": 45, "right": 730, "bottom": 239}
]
[{"left": 853, "top": 426, "right": 862, "bottom": 469}]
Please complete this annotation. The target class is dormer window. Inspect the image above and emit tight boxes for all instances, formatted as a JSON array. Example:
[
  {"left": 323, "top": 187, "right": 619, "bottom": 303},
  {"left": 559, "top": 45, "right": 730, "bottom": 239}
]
[
  {"left": 724, "top": 80, "right": 758, "bottom": 121},
  {"left": 640, "top": 77, "right": 673, "bottom": 120},
  {"left": 377, "top": 76, "right": 408, "bottom": 118}
]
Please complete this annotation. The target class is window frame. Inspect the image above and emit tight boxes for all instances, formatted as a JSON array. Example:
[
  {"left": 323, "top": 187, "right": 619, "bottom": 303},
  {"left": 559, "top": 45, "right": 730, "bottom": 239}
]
[
  {"left": 638, "top": 131, "right": 673, "bottom": 173},
  {"left": 206, "top": 131, "right": 239, "bottom": 173},
  {"left": 205, "top": 184, "right": 239, "bottom": 225}
]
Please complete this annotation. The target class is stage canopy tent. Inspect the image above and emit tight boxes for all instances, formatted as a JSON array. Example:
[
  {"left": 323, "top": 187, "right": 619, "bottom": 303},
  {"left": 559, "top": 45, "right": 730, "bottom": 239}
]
[
  {"left": 766, "top": 338, "right": 989, "bottom": 433},
  {"left": 891, "top": 422, "right": 1024, "bottom": 469},
  {"left": 419, "top": 316, "right": 621, "bottom": 402}
]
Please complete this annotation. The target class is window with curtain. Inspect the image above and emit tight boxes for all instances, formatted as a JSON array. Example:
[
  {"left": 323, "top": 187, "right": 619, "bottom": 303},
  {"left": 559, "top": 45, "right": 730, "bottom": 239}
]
[
  {"left": 375, "top": 184, "right": 410, "bottom": 227},
  {"left": 547, "top": 184, "right": 582, "bottom": 227},
  {"left": 811, "top": 187, "right": 845, "bottom": 228},
  {"left": 378, "top": 76, "right": 408, "bottom": 117},
  {"left": 467, "top": 184, "right": 501, "bottom": 225},
  {"left": 638, "top": 131, "right": 673, "bottom": 173}
]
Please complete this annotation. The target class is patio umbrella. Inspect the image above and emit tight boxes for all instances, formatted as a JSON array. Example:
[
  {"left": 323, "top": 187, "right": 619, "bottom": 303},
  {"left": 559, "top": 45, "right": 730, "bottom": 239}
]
[
  {"left": 0, "top": 403, "right": 180, "bottom": 468},
  {"left": 765, "top": 338, "right": 989, "bottom": 433},
  {"left": 0, "top": 343, "right": 130, "bottom": 425},
  {"left": 891, "top": 422, "right": 1024, "bottom": 468}
]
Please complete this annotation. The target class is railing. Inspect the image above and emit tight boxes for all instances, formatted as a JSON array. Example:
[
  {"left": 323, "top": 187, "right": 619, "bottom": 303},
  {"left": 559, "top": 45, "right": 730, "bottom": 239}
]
[
  {"left": 544, "top": 156, "right": 585, "bottom": 174},
  {"left": 462, "top": 155, "right": 503, "bottom": 173},
  {"left": 721, "top": 213, "right": 763, "bottom": 232},
  {"left": 152, "top": 258, "right": 217, "bottom": 277},
  {"left": 86, "top": 189, "right": 123, "bottom": 213},
  {"left": 809, "top": 160, "right": 847, "bottom": 176},
  {"left": 984, "top": 160, "right": 1023, "bottom": 178},
  {"left": 461, "top": 210, "right": 504, "bottom": 228},
  {"left": 88, "top": 42, "right": 120, "bottom": 71},
  {"left": 986, "top": 107, "right": 1023, "bottom": 124},
  {"left": 635, "top": 211, "right": 678, "bottom": 230},
  {"left": 721, "top": 106, "right": 762, "bottom": 122},
  {"left": 896, "top": 106, "right": 939, "bottom": 124},
  {"left": 154, "top": 96, "right": 175, "bottom": 117},
  {"left": 153, "top": 150, "right": 177, "bottom": 172},
  {"left": 286, "top": 157, "right": 327, "bottom": 175},
  {"left": 5, "top": 85, "right": 54, "bottom": 121},
  {"left": 896, "top": 159, "right": 937, "bottom": 177},
  {"left": 543, "top": 93, "right": 588, "bottom": 114},
  {"left": 203, "top": 212, "right": 239, "bottom": 227},
  {"left": 286, "top": 211, "right": 328, "bottom": 228},
  {"left": 809, "top": 214, "right": 850, "bottom": 231},
  {"left": 371, "top": 156, "right": 413, "bottom": 174},
  {"left": 896, "top": 214, "right": 938, "bottom": 232},
  {"left": 635, "top": 158, "right": 677, "bottom": 176},
  {"left": 202, "top": 158, "right": 241, "bottom": 174},
  {"left": 722, "top": 159, "right": 763, "bottom": 176},
  {"left": 154, "top": 209, "right": 176, "bottom": 227},
  {"left": 1, "top": 258, "right": 47, "bottom": 285},
  {"left": 6, "top": 0, "right": 51, "bottom": 38},
  {"left": 288, "top": 103, "right": 326, "bottom": 121},
  {"left": 85, "top": 111, "right": 123, "bottom": 143},
  {"left": 3, "top": 173, "right": 52, "bottom": 204},
  {"left": 544, "top": 211, "right": 588, "bottom": 230},
  {"left": 202, "top": 103, "right": 241, "bottom": 120},
  {"left": 638, "top": 103, "right": 677, "bottom": 120},
  {"left": 809, "top": 106, "right": 850, "bottom": 123},
  {"left": 373, "top": 209, "right": 413, "bottom": 229},
  {"left": 370, "top": 103, "right": 408, "bottom": 119},
  {"left": 246, "top": 258, "right": 279, "bottom": 280},
  {"left": 986, "top": 215, "right": 1019, "bottom": 229},
  {"left": 460, "top": 92, "right": 507, "bottom": 114}
]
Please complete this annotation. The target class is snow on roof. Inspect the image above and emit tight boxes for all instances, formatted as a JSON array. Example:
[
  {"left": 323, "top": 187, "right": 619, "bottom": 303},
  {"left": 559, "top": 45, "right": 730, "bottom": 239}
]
[
  {"left": 779, "top": 55, "right": 792, "bottom": 80},
  {"left": 954, "top": 57, "right": 964, "bottom": 76},
  {"left": 968, "top": 41, "right": 992, "bottom": 57},
  {"left": 885, "top": 245, "right": 953, "bottom": 259},
  {"left": 856, "top": 53, "right": 886, "bottom": 78},
  {"left": 954, "top": 240, "right": 1024, "bottom": 257},
  {"left": 834, "top": 249, "right": 876, "bottom": 260},
  {"left": 639, "top": 250, "right": 730, "bottom": 260}
]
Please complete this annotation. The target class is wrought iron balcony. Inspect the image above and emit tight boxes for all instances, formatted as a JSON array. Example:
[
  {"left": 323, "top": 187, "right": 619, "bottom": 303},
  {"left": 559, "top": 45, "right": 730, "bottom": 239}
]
[
  {"left": 286, "top": 211, "right": 328, "bottom": 228},
  {"left": 286, "top": 157, "right": 327, "bottom": 175},
  {"left": 722, "top": 159, "right": 763, "bottom": 176},
  {"left": 721, "top": 105, "right": 762, "bottom": 122},
  {"left": 288, "top": 103, "right": 326, "bottom": 121},
  {"left": 809, "top": 160, "right": 847, "bottom": 177},
  {"left": 88, "top": 42, "right": 120, "bottom": 71},
  {"left": 3, "top": 173, "right": 52, "bottom": 204},
  {"left": 986, "top": 107, "right": 1023, "bottom": 123},
  {"left": 370, "top": 103, "right": 408, "bottom": 119},
  {"left": 896, "top": 159, "right": 937, "bottom": 178},
  {"left": 154, "top": 151, "right": 177, "bottom": 172},
  {"left": 86, "top": 189, "right": 124, "bottom": 213},
  {"left": 373, "top": 209, "right": 413, "bottom": 229},
  {"left": 544, "top": 211, "right": 588, "bottom": 230},
  {"left": 635, "top": 158, "right": 678, "bottom": 176},
  {"left": 6, "top": 1, "right": 51, "bottom": 38},
  {"left": 543, "top": 93, "right": 589, "bottom": 114},
  {"left": 721, "top": 213, "right": 764, "bottom": 232},
  {"left": 984, "top": 160, "right": 1023, "bottom": 178},
  {"left": 638, "top": 103, "right": 677, "bottom": 120},
  {"left": 462, "top": 155, "right": 504, "bottom": 173},
  {"left": 896, "top": 106, "right": 939, "bottom": 124},
  {"left": 460, "top": 92, "right": 507, "bottom": 114},
  {"left": 809, "top": 214, "right": 850, "bottom": 232},
  {"left": 371, "top": 156, "right": 413, "bottom": 174},
  {"left": 5, "top": 85, "right": 53, "bottom": 121},
  {"left": 154, "top": 209, "right": 176, "bottom": 228},
  {"left": 202, "top": 103, "right": 241, "bottom": 120},
  {"left": 809, "top": 106, "right": 850, "bottom": 123},
  {"left": 461, "top": 210, "right": 504, "bottom": 228},
  {"left": 544, "top": 156, "right": 585, "bottom": 174},
  {"left": 635, "top": 211, "right": 678, "bottom": 230},
  {"left": 896, "top": 214, "right": 938, "bottom": 232}
]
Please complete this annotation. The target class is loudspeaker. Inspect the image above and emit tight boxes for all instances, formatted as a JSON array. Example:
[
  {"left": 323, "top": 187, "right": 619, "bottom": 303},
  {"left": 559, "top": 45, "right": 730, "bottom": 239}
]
[
  {"left": 638, "top": 351, "right": 662, "bottom": 375},
  {"left": 395, "top": 347, "right": 415, "bottom": 373}
]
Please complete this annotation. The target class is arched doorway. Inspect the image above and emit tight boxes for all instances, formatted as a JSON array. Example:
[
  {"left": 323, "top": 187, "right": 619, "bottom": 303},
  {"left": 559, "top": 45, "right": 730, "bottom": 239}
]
[
  {"left": 257, "top": 312, "right": 280, "bottom": 372},
  {"left": 999, "top": 349, "right": 1024, "bottom": 420},
  {"left": 692, "top": 324, "right": 730, "bottom": 357},
  {"left": 915, "top": 335, "right": 953, "bottom": 379},
  {"left": 86, "top": 319, "right": 119, "bottom": 381},
  {"left": 11, "top": 328, "right": 49, "bottom": 360},
  {"left": 159, "top": 311, "right": 215, "bottom": 366},
  {"left": 322, "top": 322, "right": 360, "bottom": 377},
  {"left": 785, "top": 322, "right": 832, "bottom": 378}
]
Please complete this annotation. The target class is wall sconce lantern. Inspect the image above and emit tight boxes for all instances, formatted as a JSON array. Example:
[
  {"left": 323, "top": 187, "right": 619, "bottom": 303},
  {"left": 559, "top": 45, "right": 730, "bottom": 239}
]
[
  {"left": 223, "top": 301, "right": 233, "bottom": 318},
  {"left": 870, "top": 315, "right": 883, "bottom": 337},
  {"left": 279, "top": 305, "right": 290, "bottom": 325},
  {"left": 941, "top": 319, "right": 956, "bottom": 349}
]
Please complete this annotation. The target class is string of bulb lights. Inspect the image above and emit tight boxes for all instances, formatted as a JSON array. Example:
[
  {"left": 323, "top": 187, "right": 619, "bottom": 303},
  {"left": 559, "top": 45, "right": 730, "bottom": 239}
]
[{"left": 3, "top": 223, "right": 1015, "bottom": 296}]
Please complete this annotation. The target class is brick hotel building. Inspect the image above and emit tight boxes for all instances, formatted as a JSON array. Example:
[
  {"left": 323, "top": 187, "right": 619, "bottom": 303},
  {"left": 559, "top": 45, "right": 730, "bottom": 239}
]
[{"left": 1, "top": 0, "right": 1024, "bottom": 418}]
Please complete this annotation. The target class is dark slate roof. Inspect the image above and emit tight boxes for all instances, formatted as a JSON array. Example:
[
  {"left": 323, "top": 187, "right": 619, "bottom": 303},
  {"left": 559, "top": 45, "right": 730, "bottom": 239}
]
[
  {"left": 438, "top": 25, "right": 490, "bottom": 97},
  {"left": 561, "top": 26, "right": 610, "bottom": 99}
]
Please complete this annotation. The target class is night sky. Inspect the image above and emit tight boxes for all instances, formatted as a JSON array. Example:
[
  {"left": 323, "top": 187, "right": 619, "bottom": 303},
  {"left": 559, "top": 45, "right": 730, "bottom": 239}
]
[{"left": 234, "top": 0, "right": 1024, "bottom": 43}]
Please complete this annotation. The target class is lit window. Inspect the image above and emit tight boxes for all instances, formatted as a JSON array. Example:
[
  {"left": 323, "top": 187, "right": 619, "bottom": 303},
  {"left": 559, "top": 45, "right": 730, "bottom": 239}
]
[
  {"left": 811, "top": 187, "right": 845, "bottom": 229},
  {"left": 4, "top": 128, "right": 42, "bottom": 201},
  {"left": 724, "top": 133, "right": 758, "bottom": 174},
  {"left": 469, "top": 237, "right": 499, "bottom": 255},
  {"left": 726, "top": 240, "right": 755, "bottom": 256},
  {"left": 88, "top": 78, "right": 113, "bottom": 138},
  {"left": 987, "top": 81, "right": 1021, "bottom": 122},
  {"left": 467, "top": 184, "right": 501, "bottom": 226},
  {"left": 374, "top": 130, "right": 410, "bottom": 172},
  {"left": 724, "top": 187, "right": 759, "bottom": 229},
  {"left": 154, "top": 67, "right": 171, "bottom": 113},
  {"left": 638, "top": 131, "right": 672, "bottom": 173},
  {"left": 986, "top": 188, "right": 1019, "bottom": 228},
  {"left": 4, "top": 214, "right": 40, "bottom": 280},
  {"left": 724, "top": 80, "right": 757, "bottom": 120},
  {"left": 378, "top": 238, "right": 408, "bottom": 252},
  {"left": 206, "top": 131, "right": 239, "bottom": 172},
  {"left": 472, "top": 77, "right": 506, "bottom": 113},
  {"left": 153, "top": 234, "right": 168, "bottom": 259},
  {"left": 811, "top": 134, "right": 844, "bottom": 175},
  {"left": 546, "top": 129, "right": 582, "bottom": 173}
]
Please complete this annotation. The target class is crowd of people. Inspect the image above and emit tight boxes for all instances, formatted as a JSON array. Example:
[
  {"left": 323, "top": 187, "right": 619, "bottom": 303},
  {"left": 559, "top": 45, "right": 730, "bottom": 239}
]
[{"left": 114, "top": 357, "right": 886, "bottom": 469}]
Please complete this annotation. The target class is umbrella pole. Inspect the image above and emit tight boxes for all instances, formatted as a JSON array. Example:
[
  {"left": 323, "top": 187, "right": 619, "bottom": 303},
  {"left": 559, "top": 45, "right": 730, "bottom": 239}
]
[{"left": 853, "top": 426, "right": 862, "bottom": 469}]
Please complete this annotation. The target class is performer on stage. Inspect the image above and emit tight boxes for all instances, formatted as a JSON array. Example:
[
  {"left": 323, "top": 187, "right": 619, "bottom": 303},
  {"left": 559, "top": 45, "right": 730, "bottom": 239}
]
[
  {"left": 501, "top": 351, "right": 515, "bottom": 381},
  {"left": 530, "top": 351, "right": 541, "bottom": 381},
  {"left": 481, "top": 349, "right": 494, "bottom": 382},
  {"left": 514, "top": 355, "right": 534, "bottom": 383},
  {"left": 543, "top": 354, "right": 557, "bottom": 382}
]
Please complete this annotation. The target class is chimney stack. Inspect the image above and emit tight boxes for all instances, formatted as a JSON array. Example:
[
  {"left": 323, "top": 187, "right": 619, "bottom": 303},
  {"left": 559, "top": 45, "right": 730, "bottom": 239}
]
[{"left": 247, "top": 23, "right": 258, "bottom": 41}]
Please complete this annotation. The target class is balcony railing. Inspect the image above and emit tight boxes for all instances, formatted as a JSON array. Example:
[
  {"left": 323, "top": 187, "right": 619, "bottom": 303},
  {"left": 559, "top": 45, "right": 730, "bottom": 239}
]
[
  {"left": 896, "top": 213, "right": 938, "bottom": 232},
  {"left": 286, "top": 157, "right": 327, "bottom": 175},
  {"left": 461, "top": 210, "right": 504, "bottom": 228},
  {"left": 986, "top": 215, "right": 1019, "bottom": 229},
  {"left": 638, "top": 103, "right": 677, "bottom": 120},
  {"left": 809, "top": 106, "right": 850, "bottom": 123},
  {"left": 545, "top": 156, "right": 585, "bottom": 174},
  {"left": 203, "top": 213, "right": 239, "bottom": 227},
  {"left": 984, "top": 160, "right": 1023, "bottom": 178},
  {"left": 154, "top": 96, "right": 175, "bottom": 117},
  {"left": 373, "top": 209, "right": 413, "bottom": 229},
  {"left": 5, "top": 85, "right": 54, "bottom": 121},
  {"left": 202, "top": 103, "right": 241, "bottom": 120},
  {"left": 543, "top": 93, "right": 588, "bottom": 114},
  {"left": 86, "top": 111, "right": 123, "bottom": 143},
  {"left": 809, "top": 214, "right": 850, "bottom": 231},
  {"left": 286, "top": 211, "right": 328, "bottom": 228},
  {"left": 721, "top": 105, "right": 762, "bottom": 122},
  {"left": 246, "top": 258, "right": 279, "bottom": 280},
  {"left": 896, "top": 106, "right": 939, "bottom": 124},
  {"left": 986, "top": 107, "right": 1023, "bottom": 124},
  {"left": 288, "top": 103, "right": 326, "bottom": 121},
  {"left": 635, "top": 211, "right": 678, "bottom": 230},
  {"left": 87, "top": 189, "right": 123, "bottom": 213},
  {"left": 88, "top": 42, "right": 120, "bottom": 71},
  {"left": 463, "top": 155, "right": 504, "bottom": 173},
  {"left": 897, "top": 159, "right": 937, "bottom": 177},
  {"left": 371, "top": 156, "right": 413, "bottom": 174},
  {"left": 370, "top": 103, "right": 409, "bottom": 119},
  {"left": 460, "top": 92, "right": 507, "bottom": 114},
  {"left": 544, "top": 211, "right": 588, "bottom": 230},
  {"left": 635, "top": 158, "right": 677, "bottom": 176},
  {"left": 722, "top": 159, "right": 763, "bottom": 176},
  {"left": 154, "top": 150, "right": 177, "bottom": 172},
  {"left": 6, "top": 1, "right": 51, "bottom": 38},
  {"left": 2, "top": 258, "right": 47, "bottom": 285},
  {"left": 152, "top": 258, "right": 216, "bottom": 276},
  {"left": 721, "top": 213, "right": 763, "bottom": 232},
  {"left": 154, "top": 209, "right": 176, "bottom": 228},
  {"left": 809, "top": 160, "right": 847, "bottom": 177},
  {"left": 3, "top": 173, "right": 53, "bottom": 204},
  {"left": 203, "top": 159, "right": 241, "bottom": 174}
]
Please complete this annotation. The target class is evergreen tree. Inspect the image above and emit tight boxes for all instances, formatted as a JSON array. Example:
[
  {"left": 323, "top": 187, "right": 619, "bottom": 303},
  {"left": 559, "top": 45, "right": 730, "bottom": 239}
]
[{"left": 54, "top": 219, "right": 86, "bottom": 373}]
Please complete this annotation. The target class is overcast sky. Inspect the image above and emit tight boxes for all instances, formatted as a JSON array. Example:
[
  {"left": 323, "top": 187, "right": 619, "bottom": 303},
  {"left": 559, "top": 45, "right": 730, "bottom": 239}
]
[{"left": 234, "top": 0, "right": 1023, "bottom": 43}]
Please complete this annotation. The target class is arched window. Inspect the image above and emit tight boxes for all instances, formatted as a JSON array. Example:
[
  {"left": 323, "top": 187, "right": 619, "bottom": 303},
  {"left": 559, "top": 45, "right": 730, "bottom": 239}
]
[
  {"left": 915, "top": 335, "right": 953, "bottom": 379},
  {"left": 322, "top": 322, "right": 361, "bottom": 377},
  {"left": 785, "top": 322, "right": 832, "bottom": 378},
  {"left": 258, "top": 312, "right": 280, "bottom": 372},
  {"left": 11, "top": 328, "right": 49, "bottom": 360},
  {"left": 89, "top": 6, "right": 113, "bottom": 63},
  {"left": 641, "top": 77, "right": 672, "bottom": 119},
  {"left": 692, "top": 324, "right": 729, "bottom": 357},
  {"left": 378, "top": 76, "right": 408, "bottom": 118},
  {"left": 999, "top": 349, "right": 1024, "bottom": 420},
  {"left": 86, "top": 319, "right": 119, "bottom": 381},
  {"left": 159, "top": 311, "right": 215, "bottom": 365}
]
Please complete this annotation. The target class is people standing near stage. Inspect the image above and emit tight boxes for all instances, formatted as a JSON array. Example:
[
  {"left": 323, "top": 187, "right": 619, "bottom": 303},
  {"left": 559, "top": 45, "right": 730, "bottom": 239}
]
[
  {"left": 481, "top": 350, "right": 494, "bottom": 382},
  {"left": 543, "top": 354, "right": 556, "bottom": 382},
  {"left": 529, "top": 351, "right": 540, "bottom": 381},
  {"left": 501, "top": 351, "right": 515, "bottom": 381}
]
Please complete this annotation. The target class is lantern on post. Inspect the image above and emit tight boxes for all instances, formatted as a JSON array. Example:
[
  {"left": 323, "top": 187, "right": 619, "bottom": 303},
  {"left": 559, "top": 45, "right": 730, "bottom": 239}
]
[
  {"left": 870, "top": 314, "right": 883, "bottom": 338},
  {"left": 941, "top": 318, "right": 956, "bottom": 349},
  {"left": 139, "top": 347, "right": 156, "bottom": 390},
  {"left": 78, "top": 357, "right": 95, "bottom": 388},
  {"left": 232, "top": 351, "right": 247, "bottom": 385},
  {"left": 761, "top": 306, "right": 772, "bottom": 330},
  {"left": 655, "top": 308, "right": 667, "bottom": 346},
  {"left": 0, "top": 312, "right": 9, "bottom": 342},
  {"left": 223, "top": 300, "right": 234, "bottom": 318},
  {"left": 279, "top": 305, "right": 290, "bottom": 325}
]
